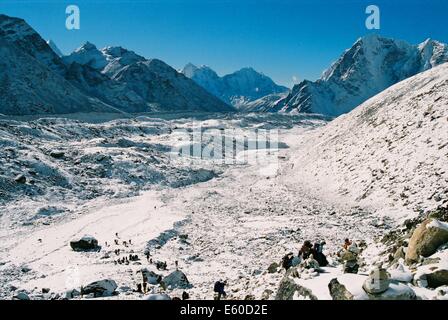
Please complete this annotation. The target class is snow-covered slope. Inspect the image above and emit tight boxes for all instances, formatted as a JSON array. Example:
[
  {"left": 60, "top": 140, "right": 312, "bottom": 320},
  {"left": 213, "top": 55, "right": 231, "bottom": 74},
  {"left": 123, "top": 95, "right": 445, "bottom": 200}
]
[
  {"left": 271, "top": 35, "right": 448, "bottom": 116},
  {"left": 0, "top": 14, "right": 234, "bottom": 115},
  {"left": 182, "top": 64, "right": 289, "bottom": 109},
  {"left": 0, "top": 15, "right": 66, "bottom": 74},
  {"left": 287, "top": 62, "right": 448, "bottom": 221},
  {"left": 46, "top": 40, "right": 63, "bottom": 57}
]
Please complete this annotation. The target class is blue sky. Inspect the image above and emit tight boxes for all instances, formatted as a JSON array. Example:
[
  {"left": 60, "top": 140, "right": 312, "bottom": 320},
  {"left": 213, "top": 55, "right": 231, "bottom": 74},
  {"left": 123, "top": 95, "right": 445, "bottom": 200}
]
[{"left": 1, "top": 0, "right": 447, "bottom": 87}]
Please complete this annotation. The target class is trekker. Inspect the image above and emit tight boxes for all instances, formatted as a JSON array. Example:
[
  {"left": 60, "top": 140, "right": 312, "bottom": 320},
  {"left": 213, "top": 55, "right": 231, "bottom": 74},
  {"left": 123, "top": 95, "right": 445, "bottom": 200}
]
[
  {"left": 282, "top": 252, "right": 294, "bottom": 271},
  {"left": 313, "top": 241, "right": 329, "bottom": 267},
  {"left": 343, "top": 239, "right": 352, "bottom": 250},
  {"left": 299, "top": 240, "right": 313, "bottom": 259},
  {"left": 214, "top": 280, "right": 227, "bottom": 300}
]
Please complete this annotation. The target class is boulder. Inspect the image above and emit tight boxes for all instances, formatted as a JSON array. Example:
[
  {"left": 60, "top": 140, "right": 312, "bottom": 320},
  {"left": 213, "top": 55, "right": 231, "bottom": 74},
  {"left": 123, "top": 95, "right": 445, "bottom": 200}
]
[
  {"left": 394, "top": 246, "right": 406, "bottom": 260},
  {"left": 82, "top": 279, "right": 117, "bottom": 297},
  {"left": 140, "top": 268, "right": 162, "bottom": 285},
  {"left": 405, "top": 219, "right": 448, "bottom": 264},
  {"left": 328, "top": 278, "right": 354, "bottom": 300},
  {"left": 261, "top": 289, "right": 273, "bottom": 300},
  {"left": 65, "top": 289, "right": 80, "bottom": 299},
  {"left": 428, "top": 206, "right": 448, "bottom": 222},
  {"left": 50, "top": 150, "right": 65, "bottom": 159},
  {"left": 363, "top": 266, "right": 390, "bottom": 294},
  {"left": 14, "top": 292, "right": 30, "bottom": 300},
  {"left": 275, "top": 276, "right": 318, "bottom": 300},
  {"left": 14, "top": 174, "right": 26, "bottom": 184},
  {"left": 424, "top": 269, "right": 448, "bottom": 288},
  {"left": 70, "top": 235, "right": 99, "bottom": 251},
  {"left": 161, "top": 270, "right": 191, "bottom": 289},
  {"left": 366, "top": 282, "right": 416, "bottom": 300},
  {"left": 337, "top": 276, "right": 416, "bottom": 300},
  {"left": 267, "top": 262, "right": 279, "bottom": 273}
]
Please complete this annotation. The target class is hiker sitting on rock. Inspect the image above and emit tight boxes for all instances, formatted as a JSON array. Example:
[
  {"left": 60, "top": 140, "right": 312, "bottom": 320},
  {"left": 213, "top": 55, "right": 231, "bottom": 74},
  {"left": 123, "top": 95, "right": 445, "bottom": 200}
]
[
  {"left": 299, "top": 240, "right": 313, "bottom": 260},
  {"left": 313, "top": 241, "right": 329, "bottom": 267},
  {"left": 282, "top": 252, "right": 294, "bottom": 271}
]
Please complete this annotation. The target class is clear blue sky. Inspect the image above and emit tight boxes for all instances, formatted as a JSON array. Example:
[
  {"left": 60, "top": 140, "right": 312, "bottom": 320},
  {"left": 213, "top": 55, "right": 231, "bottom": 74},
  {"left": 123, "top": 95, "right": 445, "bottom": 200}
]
[{"left": 1, "top": 0, "right": 447, "bottom": 87}]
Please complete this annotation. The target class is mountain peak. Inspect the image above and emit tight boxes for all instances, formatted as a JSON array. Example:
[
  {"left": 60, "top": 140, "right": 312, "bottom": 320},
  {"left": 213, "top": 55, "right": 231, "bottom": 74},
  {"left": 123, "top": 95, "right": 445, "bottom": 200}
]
[
  {"left": 182, "top": 63, "right": 199, "bottom": 77},
  {"left": 182, "top": 63, "right": 288, "bottom": 108},
  {"left": 277, "top": 35, "right": 448, "bottom": 116},
  {"left": 76, "top": 41, "right": 98, "bottom": 52}
]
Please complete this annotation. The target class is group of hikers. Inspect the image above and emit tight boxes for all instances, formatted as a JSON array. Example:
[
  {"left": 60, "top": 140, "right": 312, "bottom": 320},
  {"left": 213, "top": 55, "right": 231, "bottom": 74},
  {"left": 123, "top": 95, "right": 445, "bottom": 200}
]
[{"left": 281, "top": 238, "right": 361, "bottom": 274}]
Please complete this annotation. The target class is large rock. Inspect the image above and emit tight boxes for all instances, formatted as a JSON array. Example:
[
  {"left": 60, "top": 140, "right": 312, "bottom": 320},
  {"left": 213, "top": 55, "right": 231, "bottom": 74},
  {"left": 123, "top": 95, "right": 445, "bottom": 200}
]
[
  {"left": 267, "top": 262, "right": 279, "bottom": 273},
  {"left": 70, "top": 235, "right": 99, "bottom": 251},
  {"left": 366, "top": 282, "right": 416, "bottom": 300},
  {"left": 328, "top": 278, "right": 354, "bottom": 300},
  {"left": 139, "top": 268, "right": 162, "bottom": 285},
  {"left": 338, "top": 275, "right": 416, "bottom": 300},
  {"left": 405, "top": 219, "right": 448, "bottom": 264},
  {"left": 161, "top": 270, "right": 191, "bottom": 289},
  {"left": 275, "top": 276, "right": 318, "bottom": 300},
  {"left": 82, "top": 279, "right": 117, "bottom": 297},
  {"left": 14, "top": 292, "right": 30, "bottom": 300},
  {"left": 424, "top": 269, "right": 448, "bottom": 288},
  {"left": 363, "top": 266, "right": 390, "bottom": 294},
  {"left": 14, "top": 174, "right": 26, "bottom": 184}
]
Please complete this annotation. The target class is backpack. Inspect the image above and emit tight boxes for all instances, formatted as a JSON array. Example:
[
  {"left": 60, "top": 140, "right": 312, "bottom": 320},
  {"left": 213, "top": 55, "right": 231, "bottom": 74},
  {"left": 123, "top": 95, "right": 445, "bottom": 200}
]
[
  {"left": 214, "top": 281, "right": 224, "bottom": 293},
  {"left": 282, "top": 254, "right": 293, "bottom": 269}
]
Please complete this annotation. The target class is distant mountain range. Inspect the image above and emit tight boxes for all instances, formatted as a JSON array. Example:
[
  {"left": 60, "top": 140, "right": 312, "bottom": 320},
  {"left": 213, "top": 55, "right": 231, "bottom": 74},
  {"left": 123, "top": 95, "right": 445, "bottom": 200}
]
[
  {"left": 261, "top": 34, "right": 448, "bottom": 116},
  {"left": 0, "top": 14, "right": 233, "bottom": 115},
  {"left": 181, "top": 64, "right": 289, "bottom": 109},
  {"left": 1, "top": 13, "right": 447, "bottom": 118}
]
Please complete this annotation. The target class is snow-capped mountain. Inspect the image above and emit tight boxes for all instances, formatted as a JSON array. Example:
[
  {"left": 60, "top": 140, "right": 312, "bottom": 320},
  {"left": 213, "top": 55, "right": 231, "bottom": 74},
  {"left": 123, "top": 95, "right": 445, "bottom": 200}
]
[
  {"left": 64, "top": 43, "right": 234, "bottom": 113},
  {"left": 268, "top": 35, "right": 448, "bottom": 116},
  {"left": 0, "top": 15, "right": 114, "bottom": 115},
  {"left": 182, "top": 64, "right": 289, "bottom": 109},
  {"left": 0, "top": 14, "right": 233, "bottom": 115}
]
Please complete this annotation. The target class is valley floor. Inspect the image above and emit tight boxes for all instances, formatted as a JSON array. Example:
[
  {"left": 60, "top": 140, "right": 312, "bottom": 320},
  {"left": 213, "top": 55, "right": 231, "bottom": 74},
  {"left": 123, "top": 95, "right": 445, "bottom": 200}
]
[{"left": 0, "top": 113, "right": 392, "bottom": 300}]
